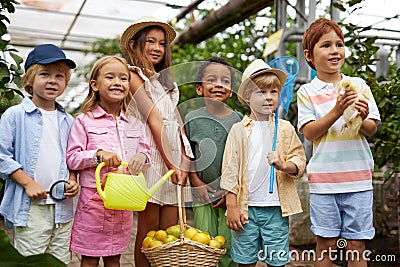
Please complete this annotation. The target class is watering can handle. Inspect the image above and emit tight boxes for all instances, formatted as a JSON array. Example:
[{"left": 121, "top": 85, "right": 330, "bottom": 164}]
[{"left": 95, "top": 161, "right": 129, "bottom": 200}]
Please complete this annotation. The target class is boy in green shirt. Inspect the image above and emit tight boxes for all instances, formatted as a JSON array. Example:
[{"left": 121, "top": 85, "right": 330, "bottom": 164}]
[{"left": 184, "top": 57, "right": 242, "bottom": 267}]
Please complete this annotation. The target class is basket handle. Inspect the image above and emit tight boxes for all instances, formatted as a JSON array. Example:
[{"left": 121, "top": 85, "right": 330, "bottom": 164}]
[{"left": 177, "top": 185, "right": 186, "bottom": 244}]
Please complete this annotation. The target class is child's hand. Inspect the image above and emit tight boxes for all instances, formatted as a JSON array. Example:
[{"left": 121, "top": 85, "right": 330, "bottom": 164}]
[
  {"left": 211, "top": 190, "right": 227, "bottom": 209},
  {"left": 170, "top": 167, "right": 188, "bottom": 186},
  {"left": 267, "top": 151, "right": 299, "bottom": 175},
  {"left": 211, "top": 194, "right": 227, "bottom": 209},
  {"left": 355, "top": 98, "right": 369, "bottom": 120},
  {"left": 194, "top": 184, "right": 216, "bottom": 204},
  {"left": 128, "top": 153, "right": 147, "bottom": 174},
  {"left": 25, "top": 180, "right": 47, "bottom": 201},
  {"left": 267, "top": 151, "right": 285, "bottom": 170},
  {"left": 335, "top": 90, "right": 357, "bottom": 115},
  {"left": 226, "top": 206, "right": 245, "bottom": 232},
  {"left": 64, "top": 180, "right": 79, "bottom": 198},
  {"left": 98, "top": 150, "right": 121, "bottom": 168}
]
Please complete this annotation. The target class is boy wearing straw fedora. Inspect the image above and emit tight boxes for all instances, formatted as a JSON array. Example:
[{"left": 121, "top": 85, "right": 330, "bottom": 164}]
[{"left": 220, "top": 59, "right": 306, "bottom": 267}]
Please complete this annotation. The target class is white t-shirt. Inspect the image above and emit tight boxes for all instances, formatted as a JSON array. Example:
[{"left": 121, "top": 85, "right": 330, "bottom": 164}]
[
  {"left": 33, "top": 108, "right": 61, "bottom": 205},
  {"left": 247, "top": 120, "right": 280, "bottom": 206}
]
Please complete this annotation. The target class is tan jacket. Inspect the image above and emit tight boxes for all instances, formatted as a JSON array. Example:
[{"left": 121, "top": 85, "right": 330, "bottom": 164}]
[{"left": 220, "top": 115, "right": 306, "bottom": 222}]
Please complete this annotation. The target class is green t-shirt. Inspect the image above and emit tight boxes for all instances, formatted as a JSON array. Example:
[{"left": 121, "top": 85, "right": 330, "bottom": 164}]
[{"left": 184, "top": 107, "right": 243, "bottom": 189}]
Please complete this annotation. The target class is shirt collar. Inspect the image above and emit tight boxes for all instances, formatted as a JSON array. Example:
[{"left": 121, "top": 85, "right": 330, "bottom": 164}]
[
  {"left": 241, "top": 115, "right": 253, "bottom": 128},
  {"left": 311, "top": 74, "right": 347, "bottom": 90},
  {"left": 91, "top": 105, "right": 128, "bottom": 122},
  {"left": 21, "top": 96, "right": 65, "bottom": 113}
]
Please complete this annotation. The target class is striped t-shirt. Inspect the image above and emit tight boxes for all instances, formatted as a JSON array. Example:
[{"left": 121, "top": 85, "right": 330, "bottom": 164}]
[{"left": 297, "top": 75, "right": 380, "bottom": 194}]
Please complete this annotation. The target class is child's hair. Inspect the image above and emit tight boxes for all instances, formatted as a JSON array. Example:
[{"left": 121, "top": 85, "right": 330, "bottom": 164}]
[
  {"left": 125, "top": 26, "right": 174, "bottom": 90},
  {"left": 194, "top": 57, "right": 235, "bottom": 87},
  {"left": 81, "top": 55, "right": 136, "bottom": 116},
  {"left": 22, "top": 62, "right": 72, "bottom": 95},
  {"left": 242, "top": 73, "right": 282, "bottom": 108},
  {"left": 302, "top": 18, "right": 344, "bottom": 70}
]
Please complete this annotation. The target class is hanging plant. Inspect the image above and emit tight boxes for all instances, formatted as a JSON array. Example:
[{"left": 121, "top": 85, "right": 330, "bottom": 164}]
[{"left": 0, "top": 0, "right": 24, "bottom": 114}]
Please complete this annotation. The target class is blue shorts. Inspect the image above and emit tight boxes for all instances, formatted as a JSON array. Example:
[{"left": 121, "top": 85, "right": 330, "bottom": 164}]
[
  {"left": 231, "top": 206, "right": 290, "bottom": 266},
  {"left": 310, "top": 190, "right": 375, "bottom": 240}
]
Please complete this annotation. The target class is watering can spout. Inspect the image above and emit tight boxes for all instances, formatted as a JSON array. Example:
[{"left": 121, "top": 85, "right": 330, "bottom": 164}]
[{"left": 148, "top": 169, "right": 175, "bottom": 196}]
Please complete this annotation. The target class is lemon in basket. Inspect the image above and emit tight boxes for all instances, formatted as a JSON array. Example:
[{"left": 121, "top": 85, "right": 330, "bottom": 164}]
[
  {"left": 184, "top": 227, "right": 199, "bottom": 239},
  {"left": 146, "top": 230, "right": 156, "bottom": 237},
  {"left": 149, "top": 240, "right": 164, "bottom": 248},
  {"left": 192, "top": 232, "right": 211, "bottom": 245},
  {"left": 142, "top": 236, "right": 157, "bottom": 248},
  {"left": 154, "top": 230, "right": 168, "bottom": 242},
  {"left": 209, "top": 239, "right": 222, "bottom": 249},
  {"left": 166, "top": 224, "right": 181, "bottom": 238},
  {"left": 165, "top": 234, "right": 178, "bottom": 243},
  {"left": 214, "top": 235, "right": 226, "bottom": 248}
]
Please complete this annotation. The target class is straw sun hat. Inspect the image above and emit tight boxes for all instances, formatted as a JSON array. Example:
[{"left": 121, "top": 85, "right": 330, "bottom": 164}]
[
  {"left": 237, "top": 59, "right": 286, "bottom": 105},
  {"left": 120, "top": 16, "right": 177, "bottom": 56}
]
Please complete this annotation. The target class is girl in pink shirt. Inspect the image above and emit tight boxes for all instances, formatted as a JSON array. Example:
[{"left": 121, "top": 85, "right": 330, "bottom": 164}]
[{"left": 66, "top": 56, "right": 150, "bottom": 267}]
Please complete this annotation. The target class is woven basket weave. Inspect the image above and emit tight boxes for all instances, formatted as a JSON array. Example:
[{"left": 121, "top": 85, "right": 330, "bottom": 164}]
[{"left": 141, "top": 186, "right": 226, "bottom": 266}]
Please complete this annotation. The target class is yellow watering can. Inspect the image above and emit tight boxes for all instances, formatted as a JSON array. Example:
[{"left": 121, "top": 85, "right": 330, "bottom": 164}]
[{"left": 95, "top": 161, "right": 174, "bottom": 211}]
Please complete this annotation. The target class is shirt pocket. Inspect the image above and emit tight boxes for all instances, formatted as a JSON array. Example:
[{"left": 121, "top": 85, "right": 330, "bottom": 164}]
[
  {"left": 123, "top": 130, "right": 141, "bottom": 158},
  {"left": 87, "top": 126, "right": 111, "bottom": 147}
]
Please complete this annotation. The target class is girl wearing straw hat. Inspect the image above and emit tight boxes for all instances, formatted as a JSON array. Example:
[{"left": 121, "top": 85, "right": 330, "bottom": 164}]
[
  {"left": 220, "top": 59, "right": 306, "bottom": 267},
  {"left": 120, "top": 16, "right": 193, "bottom": 267}
]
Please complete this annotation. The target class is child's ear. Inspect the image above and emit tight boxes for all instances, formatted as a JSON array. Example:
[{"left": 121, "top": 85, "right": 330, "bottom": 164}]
[
  {"left": 129, "top": 40, "right": 135, "bottom": 50},
  {"left": 304, "top": 49, "right": 312, "bottom": 63},
  {"left": 195, "top": 84, "right": 203, "bottom": 96},
  {"left": 90, "top": 80, "right": 98, "bottom": 91}
]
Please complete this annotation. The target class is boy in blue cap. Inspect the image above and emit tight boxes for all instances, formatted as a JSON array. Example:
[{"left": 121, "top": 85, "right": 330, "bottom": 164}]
[{"left": 0, "top": 44, "right": 79, "bottom": 264}]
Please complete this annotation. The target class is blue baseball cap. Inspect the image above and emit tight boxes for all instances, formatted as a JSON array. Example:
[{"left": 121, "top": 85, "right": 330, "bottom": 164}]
[{"left": 24, "top": 44, "right": 76, "bottom": 70}]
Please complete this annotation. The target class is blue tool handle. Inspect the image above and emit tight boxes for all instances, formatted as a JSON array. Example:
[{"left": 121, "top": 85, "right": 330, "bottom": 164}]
[
  {"left": 269, "top": 164, "right": 275, "bottom": 193},
  {"left": 269, "top": 108, "right": 279, "bottom": 194}
]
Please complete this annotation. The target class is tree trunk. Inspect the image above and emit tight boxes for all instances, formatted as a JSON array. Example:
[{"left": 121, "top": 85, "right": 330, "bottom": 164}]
[{"left": 173, "top": 0, "right": 274, "bottom": 47}]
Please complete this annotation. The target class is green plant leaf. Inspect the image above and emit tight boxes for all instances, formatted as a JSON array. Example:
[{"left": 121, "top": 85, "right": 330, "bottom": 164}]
[
  {"left": 0, "top": 228, "right": 66, "bottom": 266},
  {"left": 0, "top": 66, "right": 10, "bottom": 78},
  {"left": 12, "top": 76, "right": 22, "bottom": 89},
  {"left": 12, "top": 87, "right": 24, "bottom": 98},
  {"left": 4, "top": 90, "right": 14, "bottom": 100},
  {"left": 0, "top": 39, "right": 8, "bottom": 50},
  {"left": 0, "top": 21, "right": 7, "bottom": 36},
  {"left": 9, "top": 52, "right": 23, "bottom": 65}
]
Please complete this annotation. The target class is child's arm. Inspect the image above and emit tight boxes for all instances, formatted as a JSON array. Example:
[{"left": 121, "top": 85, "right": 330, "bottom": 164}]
[
  {"left": 129, "top": 71, "right": 182, "bottom": 184},
  {"left": 225, "top": 192, "right": 245, "bottom": 232},
  {"left": 64, "top": 170, "right": 79, "bottom": 198},
  {"left": 301, "top": 90, "right": 358, "bottom": 141},
  {"left": 267, "top": 152, "right": 298, "bottom": 175},
  {"left": 175, "top": 108, "right": 192, "bottom": 186},
  {"left": 10, "top": 169, "right": 47, "bottom": 201}
]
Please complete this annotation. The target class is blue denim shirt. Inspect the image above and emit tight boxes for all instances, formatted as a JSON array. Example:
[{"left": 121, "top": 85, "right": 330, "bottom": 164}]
[{"left": 0, "top": 97, "right": 74, "bottom": 227}]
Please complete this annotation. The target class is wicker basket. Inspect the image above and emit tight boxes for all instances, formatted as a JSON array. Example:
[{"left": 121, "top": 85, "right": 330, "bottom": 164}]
[{"left": 141, "top": 186, "right": 226, "bottom": 266}]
